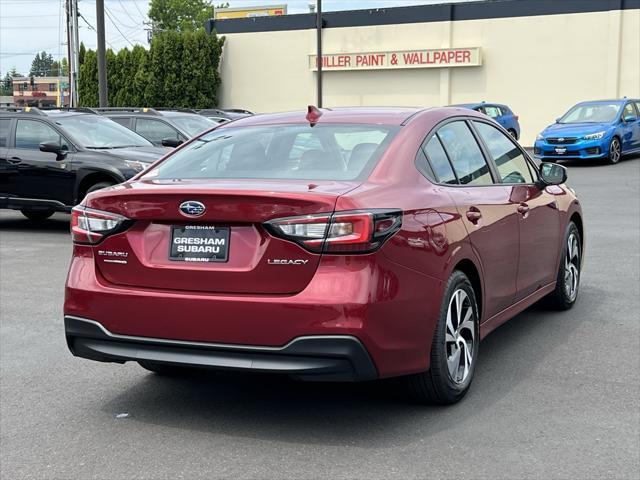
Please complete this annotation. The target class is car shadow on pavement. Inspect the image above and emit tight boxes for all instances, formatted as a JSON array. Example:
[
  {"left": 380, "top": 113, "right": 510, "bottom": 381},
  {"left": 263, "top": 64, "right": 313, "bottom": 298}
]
[
  {"left": 99, "top": 292, "right": 594, "bottom": 448},
  {"left": 0, "top": 212, "right": 70, "bottom": 233}
]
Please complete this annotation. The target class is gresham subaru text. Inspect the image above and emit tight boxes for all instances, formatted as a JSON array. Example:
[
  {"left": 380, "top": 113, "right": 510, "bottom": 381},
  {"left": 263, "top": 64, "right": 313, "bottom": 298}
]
[{"left": 64, "top": 106, "right": 583, "bottom": 404}]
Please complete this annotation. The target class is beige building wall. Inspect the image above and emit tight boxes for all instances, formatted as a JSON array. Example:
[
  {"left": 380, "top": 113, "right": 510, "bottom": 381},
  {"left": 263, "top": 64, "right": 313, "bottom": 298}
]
[{"left": 218, "top": 8, "right": 640, "bottom": 146}]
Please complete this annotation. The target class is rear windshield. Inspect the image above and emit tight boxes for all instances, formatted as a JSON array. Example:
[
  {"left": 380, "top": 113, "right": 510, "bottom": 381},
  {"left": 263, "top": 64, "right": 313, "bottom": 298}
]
[{"left": 146, "top": 124, "right": 399, "bottom": 181}]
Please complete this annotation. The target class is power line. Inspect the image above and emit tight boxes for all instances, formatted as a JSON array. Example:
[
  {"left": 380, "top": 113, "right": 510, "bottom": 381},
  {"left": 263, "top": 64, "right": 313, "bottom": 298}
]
[
  {"left": 117, "top": 0, "right": 143, "bottom": 25},
  {"left": 131, "top": 0, "right": 146, "bottom": 18},
  {"left": 78, "top": 11, "right": 116, "bottom": 49},
  {"left": 104, "top": 5, "right": 136, "bottom": 47}
]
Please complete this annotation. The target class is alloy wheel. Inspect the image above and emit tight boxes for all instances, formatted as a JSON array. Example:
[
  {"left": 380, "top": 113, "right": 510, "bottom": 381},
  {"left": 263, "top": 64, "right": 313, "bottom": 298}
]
[
  {"left": 564, "top": 233, "right": 580, "bottom": 301},
  {"left": 445, "top": 289, "right": 476, "bottom": 384},
  {"left": 609, "top": 139, "right": 621, "bottom": 163}
]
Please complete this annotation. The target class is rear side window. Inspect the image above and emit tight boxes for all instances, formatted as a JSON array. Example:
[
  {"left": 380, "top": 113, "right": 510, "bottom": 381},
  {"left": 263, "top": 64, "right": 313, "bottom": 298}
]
[
  {"left": 110, "top": 117, "right": 131, "bottom": 128},
  {"left": 0, "top": 118, "right": 11, "bottom": 147},
  {"left": 147, "top": 124, "right": 399, "bottom": 181},
  {"left": 135, "top": 118, "right": 180, "bottom": 144},
  {"left": 437, "top": 121, "right": 493, "bottom": 186},
  {"left": 424, "top": 135, "right": 457, "bottom": 184},
  {"left": 473, "top": 121, "right": 533, "bottom": 184},
  {"left": 483, "top": 105, "right": 502, "bottom": 118}
]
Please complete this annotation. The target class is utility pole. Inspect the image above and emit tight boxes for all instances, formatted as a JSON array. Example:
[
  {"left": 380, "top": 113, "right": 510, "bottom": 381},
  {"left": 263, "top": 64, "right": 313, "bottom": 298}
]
[
  {"left": 65, "top": 0, "right": 72, "bottom": 106},
  {"left": 71, "top": 0, "right": 80, "bottom": 106},
  {"left": 316, "top": 0, "right": 323, "bottom": 107},
  {"left": 65, "top": 0, "right": 80, "bottom": 106},
  {"left": 96, "top": 0, "right": 108, "bottom": 107}
]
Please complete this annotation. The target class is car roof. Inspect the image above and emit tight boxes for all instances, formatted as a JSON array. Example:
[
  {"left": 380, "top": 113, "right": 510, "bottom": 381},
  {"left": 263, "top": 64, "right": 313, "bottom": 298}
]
[
  {"left": 576, "top": 99, "right": 637, "bottom": 105},
  {"left": 227, "top": 106, "right": 428, "bottom": 127}
]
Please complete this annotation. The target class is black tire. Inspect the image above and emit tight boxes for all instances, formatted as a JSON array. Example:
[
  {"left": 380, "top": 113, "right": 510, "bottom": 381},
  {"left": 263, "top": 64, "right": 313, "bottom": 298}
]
[
  {"left": 407, "top": 270, "right": 480, "bottom": 404},
  {"left": 84, "top": 181, "right": 115, "bottom": 198},
  {"left": 543, "top": 221, "right": 581, "bottom": 310},
  {"left": 20, "top": 209, "right": 55, "bottom": 221},
  {"left": 508, "top": 129, "right": 518, "bottom": 140},
  {"left": 608, "top": 137, "right": 621, "bottom": 164},
  {"left": 138, "top": 360, "right": 192, "bottom": 377}
]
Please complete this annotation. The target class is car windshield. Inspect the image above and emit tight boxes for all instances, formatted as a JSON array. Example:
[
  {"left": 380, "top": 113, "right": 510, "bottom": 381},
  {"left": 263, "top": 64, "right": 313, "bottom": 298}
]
[
  {"left": 145, "top": 124, "right": 399, "bottom": 181},
  {"left": 559, "top": 103, "right": 621, "bottom": 124},
  {"left": 170, "top": 115, "right": 217, "bottom": 137},
  {"left": 54, "top": 114, "right": 152, "bottom": 148}
]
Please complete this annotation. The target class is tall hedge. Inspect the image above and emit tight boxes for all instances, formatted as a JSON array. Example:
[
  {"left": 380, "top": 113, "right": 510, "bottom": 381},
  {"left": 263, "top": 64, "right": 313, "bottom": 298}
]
[{"left": 78, "top": 29, "right": 224, "bottom": 108}]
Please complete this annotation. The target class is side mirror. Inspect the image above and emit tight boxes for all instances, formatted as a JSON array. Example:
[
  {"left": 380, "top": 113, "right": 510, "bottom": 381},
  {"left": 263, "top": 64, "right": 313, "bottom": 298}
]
[
  {"left": 555, "top": 117, "right": 561, "bottom": 123},
  {"left": 161, "top": 137, "right": 183, "bottom": 148},
  {"left": 623, "top": 115, "right": 637, "bottom": 123},
  {"left": 537, "top": 162, "right": 567, "bottom": 187},
  {"left": 39, "top": 141, "right": 67, "bottom": 160}
]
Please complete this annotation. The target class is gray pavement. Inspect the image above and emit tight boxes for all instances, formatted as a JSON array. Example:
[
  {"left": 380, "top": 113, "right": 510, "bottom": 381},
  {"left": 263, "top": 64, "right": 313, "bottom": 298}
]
[{"left": 1, "top": 156, "right": 639, "bottom": 480}]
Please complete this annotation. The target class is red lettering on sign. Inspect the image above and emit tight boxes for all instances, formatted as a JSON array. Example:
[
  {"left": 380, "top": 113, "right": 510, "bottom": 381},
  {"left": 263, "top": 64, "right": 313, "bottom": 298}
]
[
  {"left": 433, "top": 52, "right": 441, "bottom": 63},
  {"left": 447, "top": 51, "right": 455, "bottom": 62},
  {"left": 463, "top": 50, "right": 471, "bottom": 62}
]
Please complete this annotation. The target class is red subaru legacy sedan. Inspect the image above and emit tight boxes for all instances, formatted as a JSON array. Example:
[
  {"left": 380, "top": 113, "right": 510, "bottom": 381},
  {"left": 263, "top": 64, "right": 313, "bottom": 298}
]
[{"left": 64, "top": 106, "right": 583, "bottom": 404}]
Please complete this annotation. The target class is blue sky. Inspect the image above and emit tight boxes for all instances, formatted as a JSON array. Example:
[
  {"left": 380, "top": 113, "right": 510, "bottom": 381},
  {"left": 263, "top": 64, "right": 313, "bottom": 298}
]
[{"left": 0, "top": 0, "right": 472, "bottom": 76}]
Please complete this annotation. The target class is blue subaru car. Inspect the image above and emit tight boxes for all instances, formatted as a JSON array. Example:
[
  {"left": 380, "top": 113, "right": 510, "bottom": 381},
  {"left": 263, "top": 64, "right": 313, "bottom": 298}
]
[
  {"left": 451, "top": 102, "right": 520, "bottom": 139},
  {"left": 534, "top": 98, "right": 640, "bottom": 164}
]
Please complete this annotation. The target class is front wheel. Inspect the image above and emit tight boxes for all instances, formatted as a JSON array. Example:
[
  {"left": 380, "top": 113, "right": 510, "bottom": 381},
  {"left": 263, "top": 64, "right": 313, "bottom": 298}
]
[
  {"left": 608, "top": 137, "right": 621, "bottom": 164},
  {"left": 406, "top": 270, "right": 479, "bottom": 404},
  {"left": 508, "top": 129, "right": 518, "bottom": 140},
  {"left": 543, "top": 221, "right": 581, "bottom": 310},
  {"left": 20, "top": 209, "right": 55, "bottom": 221},
  {"left": 84, "top": 181, "right": 115, "bottom": 199}
]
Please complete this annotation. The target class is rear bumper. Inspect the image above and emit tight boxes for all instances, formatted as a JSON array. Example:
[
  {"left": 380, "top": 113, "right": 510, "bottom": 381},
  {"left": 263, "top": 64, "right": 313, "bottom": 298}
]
[{"left": 65, "top": 316, "right": 378, "bottom": 382}]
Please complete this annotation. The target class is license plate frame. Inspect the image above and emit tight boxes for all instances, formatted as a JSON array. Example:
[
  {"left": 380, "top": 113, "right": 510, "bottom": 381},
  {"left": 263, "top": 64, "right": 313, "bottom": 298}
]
[
  {"left": 555, "top": 147, "right": 567, "bottom": 155},
  {"left": 169, "top": 225, "right": 230, "bottom": 263}
]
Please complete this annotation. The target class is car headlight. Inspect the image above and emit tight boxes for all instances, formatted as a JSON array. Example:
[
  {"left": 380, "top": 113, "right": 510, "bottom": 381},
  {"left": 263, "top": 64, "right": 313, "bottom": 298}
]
[
  {"left": 536, "top": 133, "right": 544, "bottom": 141},
  {"left": 583, "top": 131, "right": 606, "bottom": 140},
  {"left": 124, "top": 160, "right": 147, "bottom": 172}
]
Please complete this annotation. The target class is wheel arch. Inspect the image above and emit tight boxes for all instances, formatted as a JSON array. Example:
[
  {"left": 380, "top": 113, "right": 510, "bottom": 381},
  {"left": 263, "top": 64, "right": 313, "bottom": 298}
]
[
  {"left": 75, "top": 170, "right": 122, "bottom": 204},
  {"left": 452, "top": 258, "right": 483, "bottom": 322}
]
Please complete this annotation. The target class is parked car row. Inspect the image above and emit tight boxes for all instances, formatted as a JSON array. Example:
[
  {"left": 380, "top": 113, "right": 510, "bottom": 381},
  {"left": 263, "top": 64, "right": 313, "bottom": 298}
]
[{"left": 0, "top": 106, "right": 252, "bottom": 220}]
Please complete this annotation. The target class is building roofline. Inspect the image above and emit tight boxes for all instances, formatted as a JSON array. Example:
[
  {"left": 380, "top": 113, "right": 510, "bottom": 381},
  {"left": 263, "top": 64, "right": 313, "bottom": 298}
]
[{"left": 205, "top": 0, "right": 640, "bottom": 35}]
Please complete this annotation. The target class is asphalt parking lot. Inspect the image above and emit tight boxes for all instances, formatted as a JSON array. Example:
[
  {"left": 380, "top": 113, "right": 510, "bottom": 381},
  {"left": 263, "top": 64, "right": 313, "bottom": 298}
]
[{"left": 1, "top": 157, "right": 639, "bottom": 480}]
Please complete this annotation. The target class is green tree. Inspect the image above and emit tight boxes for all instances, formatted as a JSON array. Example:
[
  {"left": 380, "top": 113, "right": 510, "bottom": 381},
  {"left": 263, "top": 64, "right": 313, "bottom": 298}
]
[
  {"left": 29, "top": 51, "right": 55, "bottom": 76},
  {"left": 78, "top": 49, "right": 98, "bottom": 106},
  {"left": 0, "top": 67, "right": 22, "bottom": 96},
  {"left": 77, "top": 30, "right": 224, "bottom": 108},
  {"left": 50, "top": 57, "right": 69, "bottom": 77},
  {"left": 149, "top": 0, "right": 214, "bottom": 32}
]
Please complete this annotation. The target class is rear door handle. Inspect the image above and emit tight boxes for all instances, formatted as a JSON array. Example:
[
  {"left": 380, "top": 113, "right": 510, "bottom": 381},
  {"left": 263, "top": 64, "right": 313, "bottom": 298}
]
[
  {"left": 517, "top": 203, "right": 530, "bottom": 215},
  {"left": 466, "top": 208, "right": 482, "bottom": 224},
  {"left": 7, "top": 157, "right": 22, "bottom": 164}
]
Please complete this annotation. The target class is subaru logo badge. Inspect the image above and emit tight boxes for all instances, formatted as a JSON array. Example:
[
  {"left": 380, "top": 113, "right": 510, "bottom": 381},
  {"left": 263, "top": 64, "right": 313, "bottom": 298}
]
[
  {"left": 558, "top": 138, "right": 565, "bottom": 142},
  {"left": 179, "top": 201, "right": 206, "bottom": 217}
]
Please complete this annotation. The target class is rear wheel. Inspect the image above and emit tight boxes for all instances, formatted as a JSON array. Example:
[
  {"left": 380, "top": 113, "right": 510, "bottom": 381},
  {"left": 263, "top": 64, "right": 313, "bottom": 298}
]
[
  {"left": 543, "top": 221, "right": 581, "bottom": 310},
  {"left": 407, "top": 270, "right": 479, "bottom": 404},
  {"left": 20, "top": 209, "right": 55, "bottom": 221},
  {"left": 608, "top": 137, "right": 621, "bottom": 164}
]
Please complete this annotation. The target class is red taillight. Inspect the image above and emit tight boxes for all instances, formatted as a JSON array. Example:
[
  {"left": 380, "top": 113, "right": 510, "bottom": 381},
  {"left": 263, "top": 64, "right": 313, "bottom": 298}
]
[
  {"left": 264, "top": 209, "right": 402, "bottom": 254},
  {"left": 71, "top": 206, "right": 131, "bottom": 244}
]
